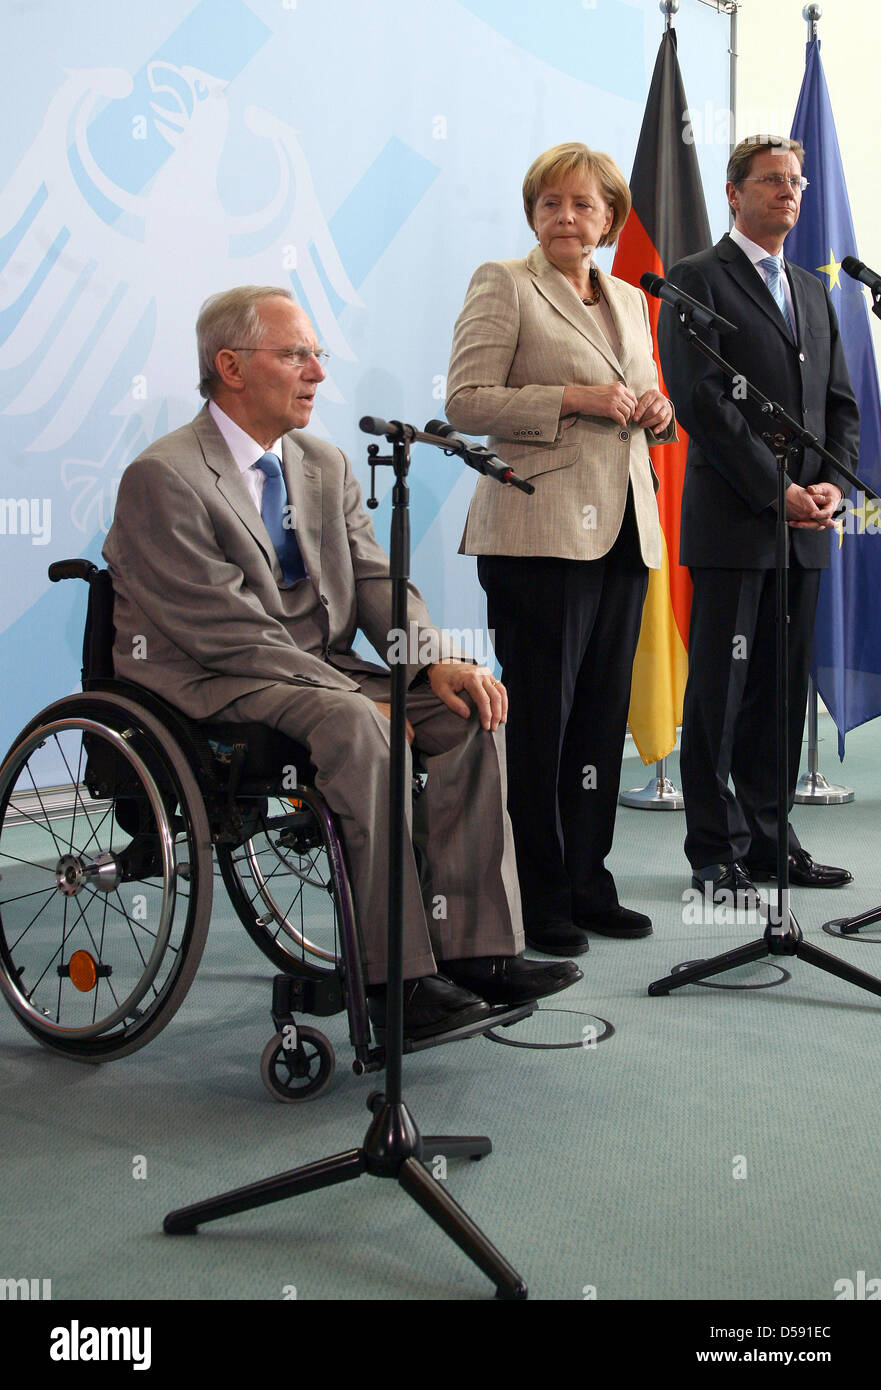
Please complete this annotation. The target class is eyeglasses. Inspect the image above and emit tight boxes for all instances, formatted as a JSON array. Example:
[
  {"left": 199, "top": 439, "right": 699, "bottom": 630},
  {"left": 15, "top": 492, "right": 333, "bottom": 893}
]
[
  {"left": 742, "top": 174, "right": 809, "bottom": 193},
  {"left": 227, "top": 345, "right": 330, "bottom": 365}
]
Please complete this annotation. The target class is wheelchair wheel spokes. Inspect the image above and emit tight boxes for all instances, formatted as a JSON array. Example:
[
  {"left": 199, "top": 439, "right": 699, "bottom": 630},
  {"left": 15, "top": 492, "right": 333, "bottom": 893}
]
[
  {"left": 217, "top": 792, "right": 341, "bottom": 973},
  {"left": 0, "top": 694, "right": 212, "bottom": 1060}
]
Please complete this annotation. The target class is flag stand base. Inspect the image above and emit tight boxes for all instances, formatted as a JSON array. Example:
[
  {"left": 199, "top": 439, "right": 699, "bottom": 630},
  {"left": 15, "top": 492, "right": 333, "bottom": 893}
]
[
  {"left": 619, "top": 757, "right": 684, "bottom": 810},
  {"left": 794, "top": 681, "right": 853, "bottom": 804}
]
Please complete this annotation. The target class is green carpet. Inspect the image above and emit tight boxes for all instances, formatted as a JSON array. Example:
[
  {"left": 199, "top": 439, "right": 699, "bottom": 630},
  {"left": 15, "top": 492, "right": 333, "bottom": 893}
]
[{"left": 2, "top": 716, "right": 881, "bottom": 1314}]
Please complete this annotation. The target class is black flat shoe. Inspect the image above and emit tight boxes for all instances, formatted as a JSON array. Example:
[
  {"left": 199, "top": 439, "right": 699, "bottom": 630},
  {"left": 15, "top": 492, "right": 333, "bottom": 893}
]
[
  {"left": 691, "top": 862, "right": 763, "bottom": 910},
  {"left": 523, "top": 921, "right": 589, "bottom": 956},
  {"left": 366, "top": 974, "right": 491, "bottom": 1042},
  {"left": 439, "top": 954, "right": 583, "bottom": 1005},
  {"left": 574, "top": 905, "right": 652, "bottom": 938},
  {"left": 744, "top": 848, "right": 853, "bottom": 888}
]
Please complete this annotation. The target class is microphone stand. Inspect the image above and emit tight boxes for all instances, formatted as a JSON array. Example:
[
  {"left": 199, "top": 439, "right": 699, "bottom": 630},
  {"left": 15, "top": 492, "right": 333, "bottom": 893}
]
[
  {"left": 164, "top": 416, "right": 529, "bottom": 1300},
  {"left": 648, "top": 307, "right": 881, "bottom": 1000}
]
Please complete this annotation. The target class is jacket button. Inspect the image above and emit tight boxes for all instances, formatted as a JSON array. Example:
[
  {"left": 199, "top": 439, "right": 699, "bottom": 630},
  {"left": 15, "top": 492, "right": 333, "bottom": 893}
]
[
  {"left": 799, "top": 352, "right": 805, "bottom": 362},
  {"left": 320, "top": 594, "right": 329, "bottom": 606},
  {"left": 619, "top": 428, "right": 630, "bottom": 442}
]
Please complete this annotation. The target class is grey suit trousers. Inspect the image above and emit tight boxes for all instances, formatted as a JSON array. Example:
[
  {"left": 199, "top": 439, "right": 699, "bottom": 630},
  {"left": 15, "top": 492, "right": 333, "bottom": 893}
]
[{"left": 213, "top": 674, "right": 525, "bottom": 985}]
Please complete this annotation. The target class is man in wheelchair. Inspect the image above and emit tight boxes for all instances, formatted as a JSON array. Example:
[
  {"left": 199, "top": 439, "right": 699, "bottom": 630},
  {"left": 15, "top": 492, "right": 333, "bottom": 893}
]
[{"left": 102, "top": 285, "right": 581, "bottom": 1040}]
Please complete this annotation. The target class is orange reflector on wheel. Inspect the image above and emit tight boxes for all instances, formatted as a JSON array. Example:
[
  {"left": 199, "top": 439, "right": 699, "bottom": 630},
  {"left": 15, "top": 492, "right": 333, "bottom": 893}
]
[
  {"left": 68, "top": 950, "right": 98, "bottom": 993},
  {"left": 286, "top": 797, "right": 305, "bottom": 809}
]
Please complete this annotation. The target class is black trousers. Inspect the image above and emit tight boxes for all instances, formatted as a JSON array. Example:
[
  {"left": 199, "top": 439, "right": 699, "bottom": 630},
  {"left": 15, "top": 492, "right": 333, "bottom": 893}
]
[
  {"left": 680, "top": 561, "right": 821, "bottom": 871},
  {"left": 478, "top": 498, "right": 648, "bottom": 927}
]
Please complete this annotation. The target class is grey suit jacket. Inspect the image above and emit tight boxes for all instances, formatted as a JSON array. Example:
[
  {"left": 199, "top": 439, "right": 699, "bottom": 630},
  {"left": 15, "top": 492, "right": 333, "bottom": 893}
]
[
  {"left": 102, "top": 407, "right": 443, "bottom": 721},
  {"left": 445, "top": 245, "right": 676, "bottom": 566}
]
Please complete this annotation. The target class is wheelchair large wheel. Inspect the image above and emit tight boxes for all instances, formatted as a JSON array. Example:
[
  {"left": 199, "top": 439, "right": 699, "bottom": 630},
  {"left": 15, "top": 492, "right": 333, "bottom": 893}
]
[
  {"left": 0, "top": 692, "right": 212, "bottom": 1061},
  {"left": 216, "top": 785, "right": 343, "bottom": 976}
]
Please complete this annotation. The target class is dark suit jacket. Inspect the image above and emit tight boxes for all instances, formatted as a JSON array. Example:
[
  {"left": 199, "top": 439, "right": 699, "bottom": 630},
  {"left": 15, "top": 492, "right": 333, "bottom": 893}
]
[
  {"left": 102, "top": 407, "right": 443, "bottom": 721},
  {"left": 657, "top": 234, "right": 859, "bottom": 569}
]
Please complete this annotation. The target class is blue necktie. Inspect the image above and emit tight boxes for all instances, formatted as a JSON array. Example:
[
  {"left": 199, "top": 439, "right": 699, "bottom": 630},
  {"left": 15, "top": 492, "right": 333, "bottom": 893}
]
[
  {"left": 760, "top": 256, "right": 794, "bottom": 337},
  {"left": 254, "top": 451, "right": 308, "bottom": 584}
]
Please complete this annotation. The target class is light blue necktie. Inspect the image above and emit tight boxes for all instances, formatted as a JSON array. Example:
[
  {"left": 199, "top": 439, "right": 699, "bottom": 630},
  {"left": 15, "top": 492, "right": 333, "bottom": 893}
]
[
  {"left": 760, "top": 256, "right": 794, "bottom": 338},
  {"left": 254, "top": 451, "right": 308, "bottom": 584}
]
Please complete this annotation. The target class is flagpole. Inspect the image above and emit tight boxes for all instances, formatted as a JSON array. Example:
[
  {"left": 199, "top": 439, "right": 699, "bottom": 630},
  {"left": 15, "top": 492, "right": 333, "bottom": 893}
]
[
  {"left": 620, "top": 0, "right": 686, "bottom": 815},
  {"left": 804, "top": 3, "right": 821, "bottom": 41},
  {"left": 790, "top": 3, "right": 853, "bottom": 807},
  {"left": 794, "top": 678, "right": 854, "bottom": 804}
]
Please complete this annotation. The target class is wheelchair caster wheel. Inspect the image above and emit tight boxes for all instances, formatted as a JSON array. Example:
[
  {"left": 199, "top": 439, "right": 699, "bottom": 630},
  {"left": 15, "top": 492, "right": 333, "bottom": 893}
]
[{"left": 260, "top": 1026, "right": 335, "bottom": 1102}]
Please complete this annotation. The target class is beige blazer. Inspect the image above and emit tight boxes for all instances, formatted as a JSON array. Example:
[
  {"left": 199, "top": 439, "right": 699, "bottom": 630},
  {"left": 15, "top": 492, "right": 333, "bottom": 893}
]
[
  {"left": 103, "top": 407, "right": 443, "bottom": 721},
  {"left": 445, "top": 245, "right": 676, "bottom": 566}
]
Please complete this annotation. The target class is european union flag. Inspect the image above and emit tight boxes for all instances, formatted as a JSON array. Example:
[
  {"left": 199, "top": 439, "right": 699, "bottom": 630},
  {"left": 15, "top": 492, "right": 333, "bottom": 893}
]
[{"left": 787, "top": 38, "right": 881, "bottom": 756}]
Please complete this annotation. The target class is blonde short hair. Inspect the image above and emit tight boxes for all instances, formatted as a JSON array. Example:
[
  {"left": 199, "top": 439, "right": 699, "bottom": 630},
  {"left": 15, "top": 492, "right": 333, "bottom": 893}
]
[
  {"left": 196, "top": 286, "right": 294, "bottom": 399},
  {"left": 522, "top": 143, "right": 631, "bottom": 247}
]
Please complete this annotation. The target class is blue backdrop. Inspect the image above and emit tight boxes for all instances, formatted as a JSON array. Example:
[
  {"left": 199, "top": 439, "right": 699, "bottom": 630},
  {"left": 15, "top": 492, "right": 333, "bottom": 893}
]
[{"left": 0, "top": 0, "right": 731, "bottom": 765}]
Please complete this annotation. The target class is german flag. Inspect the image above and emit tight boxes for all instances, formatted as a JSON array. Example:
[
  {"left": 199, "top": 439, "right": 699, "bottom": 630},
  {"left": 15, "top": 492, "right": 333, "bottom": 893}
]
[{"left": 612, "top": 28, "right": 711, "bottom": 764}]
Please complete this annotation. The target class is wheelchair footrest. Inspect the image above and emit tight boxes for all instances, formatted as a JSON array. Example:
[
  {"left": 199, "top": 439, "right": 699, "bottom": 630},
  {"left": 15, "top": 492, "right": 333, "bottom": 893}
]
[
  {"left": 361, "top": 1001, "right": 536, "bottom": 1071},
  {"left": 403, "top": 1001, "right": 534, "bottom": 1053},
  {"left": 271, "top": 970, "right": 345, "bottom": 1023}
]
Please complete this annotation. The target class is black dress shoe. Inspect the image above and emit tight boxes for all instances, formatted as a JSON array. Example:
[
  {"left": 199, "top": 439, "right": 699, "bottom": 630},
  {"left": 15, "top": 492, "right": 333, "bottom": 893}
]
[
  {"left": 691, "top": 862, "right": 763, "bottom": 910},
  {"left": 439, "top": 954, "right": 583, "bottom": 1005},
  {"left": 574, "top": 904, "right": 653, "bottom": 938},
  {"left": 523, "top": 921, "right": 589, "bottom": 956},
  {"left": 366, "top": 974, "right": 491, "bottom": 1042},
  {"left": 744, "top": 848, "right": 853, "bottom": 888}
]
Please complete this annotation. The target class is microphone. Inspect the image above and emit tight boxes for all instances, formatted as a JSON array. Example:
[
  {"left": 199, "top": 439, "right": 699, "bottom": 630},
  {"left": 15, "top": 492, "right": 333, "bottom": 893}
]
[
  {"left": 640, "top": 272, "right": 738, "bottom": 336},
  {"left": 359, "top": 415, "right": 414, "bottom": 442},
  {"left": 842, "top": 256, "right": 881, "bottom": 295},
  {"left": 424, "top": 420, "right": 535, "bottom": 495}
]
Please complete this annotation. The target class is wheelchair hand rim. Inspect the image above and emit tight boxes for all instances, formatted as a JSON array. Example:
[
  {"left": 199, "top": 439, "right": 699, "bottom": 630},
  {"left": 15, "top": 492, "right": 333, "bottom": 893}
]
[{"left": 0, "top": 717, "right": 177, "bottom": 1038}]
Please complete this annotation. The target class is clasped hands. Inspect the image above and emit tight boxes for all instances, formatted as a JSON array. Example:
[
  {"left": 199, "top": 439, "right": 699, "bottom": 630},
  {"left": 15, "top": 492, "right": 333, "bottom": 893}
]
[
  {"left": 373, "top": 660, "right": 507, "bottom": 745},
  {"left": 786, "top": 481, "right": 842, "bottom": 530},
  {"left": 565, "top": 382, "right": 673, "bottom": 432}
]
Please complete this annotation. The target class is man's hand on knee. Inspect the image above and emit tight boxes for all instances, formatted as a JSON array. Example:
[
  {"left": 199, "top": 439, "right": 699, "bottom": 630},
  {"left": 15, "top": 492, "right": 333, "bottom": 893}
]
[{"left": 427, "top": 661, "right": 507, "bottom": 731}]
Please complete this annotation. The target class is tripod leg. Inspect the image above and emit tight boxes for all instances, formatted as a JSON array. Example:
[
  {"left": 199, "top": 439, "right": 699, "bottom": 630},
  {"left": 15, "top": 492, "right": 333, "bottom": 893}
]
[
  {"left": 164, "top": 1148, "right": 366, "bottom": 1234},
  {"left": 648, "top": 938, "right": 770, "bottom": 996},
  {"left": 832, "top": 905, "right": 881, "bottom": 936},
  {"left": 794, "top": 939, "right": 881, "bottom": 999},
  {"left": 398, "top": 1155, "right": 527, "bottom": 1299},
  {"left": 421, "top": 1136, "right": 492, "bottom": 1161}
]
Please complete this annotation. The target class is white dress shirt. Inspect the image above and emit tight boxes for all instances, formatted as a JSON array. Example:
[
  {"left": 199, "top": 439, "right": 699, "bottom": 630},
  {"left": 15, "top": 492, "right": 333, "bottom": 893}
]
[{"left": 208, "top": 399, "right": 283, "bottom": 515}]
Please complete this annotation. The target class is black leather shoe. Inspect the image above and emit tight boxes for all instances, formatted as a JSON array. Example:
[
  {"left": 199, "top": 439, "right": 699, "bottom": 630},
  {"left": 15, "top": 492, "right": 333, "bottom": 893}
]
[
  {"left": 524, "top": 922, "right": 589, "bottom": 956},
  {"left": 439, "top": 954, "right": 583, "bottom": 1004},
  {"left": 691, "top": 862, "right": 763, "bottom": 910},
  {"left": 745, "top": 848, "right": 853, "bottom": 888},
  {"left": 366, "top": 974, "right": 491, "bottom": 1042},
  {"left": 574, "top": 905, "right": 652, "bottom": 938}
]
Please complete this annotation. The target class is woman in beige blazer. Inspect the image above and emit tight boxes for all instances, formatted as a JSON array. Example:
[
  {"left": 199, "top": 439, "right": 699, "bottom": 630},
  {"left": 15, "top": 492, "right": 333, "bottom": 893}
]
[{"left": 446, "top": 142, "right": 675, "bottom": 957}]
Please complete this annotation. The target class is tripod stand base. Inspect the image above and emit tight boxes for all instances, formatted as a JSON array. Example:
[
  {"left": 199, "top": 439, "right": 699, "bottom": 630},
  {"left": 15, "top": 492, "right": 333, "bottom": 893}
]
[
  {"left": 163, "top": 1095, "right": 527, "bottom": 1300},
  {"left": 649, "top": 919, "right": 881, "bottom": 998},
  {"left": 825, "top": 904, "right": 881, "bottom": 936}
]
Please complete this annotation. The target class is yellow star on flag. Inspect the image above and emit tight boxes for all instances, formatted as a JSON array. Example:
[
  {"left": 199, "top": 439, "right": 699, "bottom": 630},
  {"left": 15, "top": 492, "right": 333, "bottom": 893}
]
[
  {"left": 818, "top": 250, "right": 843, "bottom": 290},
  {"left": 836, "top": 494, "right": 881, "bottom": 546}
]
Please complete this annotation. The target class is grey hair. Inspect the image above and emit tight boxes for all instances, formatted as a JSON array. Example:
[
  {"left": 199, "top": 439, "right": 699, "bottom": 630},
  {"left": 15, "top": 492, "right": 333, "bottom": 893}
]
[{"left": 196, "top": 286, "right": 295, "bottom": 399}]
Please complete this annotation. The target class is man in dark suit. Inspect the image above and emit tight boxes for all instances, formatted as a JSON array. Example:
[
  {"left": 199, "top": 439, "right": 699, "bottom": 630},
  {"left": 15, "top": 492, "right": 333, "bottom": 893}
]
[
  {"left": 657, "top": 136, "right": 859, "bottom": 902},
  {"left": 103, "top": 286, "right": 580, "bottom": 1038}
]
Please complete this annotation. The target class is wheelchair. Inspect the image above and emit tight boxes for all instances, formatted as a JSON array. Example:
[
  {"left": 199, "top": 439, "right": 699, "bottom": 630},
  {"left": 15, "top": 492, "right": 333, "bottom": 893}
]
[{"left": 0, "top": 560, "right": 530, "bottom": 1100}]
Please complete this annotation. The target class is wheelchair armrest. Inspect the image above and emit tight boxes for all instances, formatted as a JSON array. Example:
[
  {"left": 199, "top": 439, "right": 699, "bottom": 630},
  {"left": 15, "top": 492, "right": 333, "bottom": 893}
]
[{"left": 49, "top": 559, "right": 99, "bottom": 583}]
